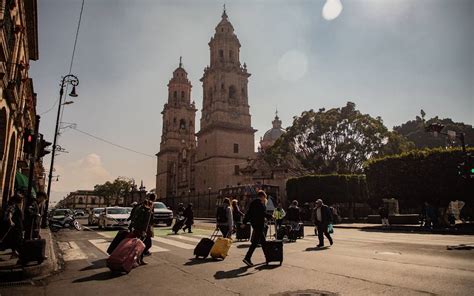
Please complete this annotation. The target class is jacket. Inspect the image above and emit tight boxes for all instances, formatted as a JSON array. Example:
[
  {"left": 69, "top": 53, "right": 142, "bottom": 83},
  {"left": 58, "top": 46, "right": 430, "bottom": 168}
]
[
  {"left": 243, "top": 198, "right": 271, "bottom": 230},
  {"left": 313, "top": 205, "right": 332, "bottom": 225},
  {"left": 286, "top": 206, "right": 301, "bottom": 222}
]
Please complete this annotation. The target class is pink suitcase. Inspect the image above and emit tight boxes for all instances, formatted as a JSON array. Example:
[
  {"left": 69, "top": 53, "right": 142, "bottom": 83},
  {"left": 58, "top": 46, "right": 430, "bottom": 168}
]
[{"left": 106, "top": 237, "right": 145, "bottom": 273}]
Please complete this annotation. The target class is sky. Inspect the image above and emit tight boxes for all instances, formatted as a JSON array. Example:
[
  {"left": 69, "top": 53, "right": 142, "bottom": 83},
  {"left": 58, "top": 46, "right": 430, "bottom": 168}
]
[{"left": 31, "top": 0, "right": 473, "bottom": 204}]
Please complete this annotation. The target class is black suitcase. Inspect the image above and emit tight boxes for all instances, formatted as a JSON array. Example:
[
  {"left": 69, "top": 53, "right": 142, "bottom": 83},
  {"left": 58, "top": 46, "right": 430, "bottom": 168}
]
[
  {"left": 20, "top": 239, "right": 46, "bottom": 265},
  {"left": 263, "top": 240, "right": 283, "bottom": 265},
  {"left": 194, "top": 230, "right": 218, "bottom": 259},
  {"left": 297, "top": 223, "right": 304, "bottom": 239},
  {"left": 288, "top": 228, "right": 298, "bottom": 242},
  {"left": 172, "top": 217, "right": 186, "bottom": 234},
  {"left": 107, "top": 230, "right": 129, "bottom": 254},
  {"left": 276, "top": 225, "right": 288, "bottom": 240},
  {"left": 236, "top": 223, "right": 251, "bottom": 241}
]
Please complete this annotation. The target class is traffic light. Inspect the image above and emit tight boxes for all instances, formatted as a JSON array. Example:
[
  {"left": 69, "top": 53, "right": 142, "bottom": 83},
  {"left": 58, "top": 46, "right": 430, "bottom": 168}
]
[
  {"left": 23, "top": 128, "right": 36, "bottom": 154},
  {"left": 458, "top": 153, "right": 474, "bottom": 179},
  {"left": 36, "top": 134, "right": 52, "bottom": 160}
]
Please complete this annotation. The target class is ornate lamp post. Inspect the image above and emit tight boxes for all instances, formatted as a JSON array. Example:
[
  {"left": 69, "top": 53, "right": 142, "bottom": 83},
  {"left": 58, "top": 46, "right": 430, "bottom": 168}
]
[{"left": 42, "top": 74, "right": 79, "bottom": 227}]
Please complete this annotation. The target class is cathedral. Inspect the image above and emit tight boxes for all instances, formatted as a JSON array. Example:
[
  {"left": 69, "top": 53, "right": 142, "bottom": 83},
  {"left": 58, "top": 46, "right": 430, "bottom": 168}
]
[{"left": 155, "top": 9, "right": 256, "bottom": 200}]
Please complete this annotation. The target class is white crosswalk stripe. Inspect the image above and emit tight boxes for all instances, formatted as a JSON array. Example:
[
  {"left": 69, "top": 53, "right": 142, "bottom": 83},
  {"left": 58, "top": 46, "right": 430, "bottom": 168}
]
[
  {"left": 89, "top": 239, "right": 110, "bottom": 254},
  {"left": 58, "top": 241, "right": 88, "bottom": 261},
  {"left": 173, "top": 235, "right": 202, "bottom": 243},
  {"left": 152, "top": 237, "right": 195, "bottom": 249}
]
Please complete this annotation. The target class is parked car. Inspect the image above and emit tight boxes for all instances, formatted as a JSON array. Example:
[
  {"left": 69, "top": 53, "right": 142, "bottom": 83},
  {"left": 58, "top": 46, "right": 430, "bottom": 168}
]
[
  {"left": 74, "top": 209, "right": 85, "bottom": 217},
  {"left": 49, "top": 209, "right": 74, "bottom": 221},
  {"left": 153, "top": 202, "right": 173, "bottom": 226},
  {"left": 88, "top": 207, "right": 104, "bottom": 226},
  {"left": 98, "top": 207, "right": 130, "bottom": 229}
]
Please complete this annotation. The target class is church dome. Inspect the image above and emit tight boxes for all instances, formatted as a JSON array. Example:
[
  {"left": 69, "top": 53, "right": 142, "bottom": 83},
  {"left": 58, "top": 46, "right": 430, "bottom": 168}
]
[{"left": 260, "top": 112, "right": 285, "bottom": 150}]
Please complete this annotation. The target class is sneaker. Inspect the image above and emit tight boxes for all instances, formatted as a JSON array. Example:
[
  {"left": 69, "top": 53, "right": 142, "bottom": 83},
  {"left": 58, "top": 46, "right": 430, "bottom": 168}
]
[
  {"left": 330, "top": 240, "right": 333, "bottom": 246},
  {"left": 317, "top": 244, "right": 324, "bottom": 247},
  {"left": 242, "top": 258, "right": 253, "bottom": 267},
  {"left": 139, "top": 260, "right": 148, "bottom": 265}
]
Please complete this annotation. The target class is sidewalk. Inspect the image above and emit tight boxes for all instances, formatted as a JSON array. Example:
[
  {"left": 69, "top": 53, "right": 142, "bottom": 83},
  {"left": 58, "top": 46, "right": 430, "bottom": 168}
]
[{"left": 0, "top": 228, "right": 60, "bottom": 284}]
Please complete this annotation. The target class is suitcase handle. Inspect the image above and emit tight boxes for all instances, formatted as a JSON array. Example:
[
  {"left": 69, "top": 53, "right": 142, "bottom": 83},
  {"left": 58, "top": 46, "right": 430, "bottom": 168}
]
[{"left": 210, "top": 228, "right": 220, "bottom": 241}]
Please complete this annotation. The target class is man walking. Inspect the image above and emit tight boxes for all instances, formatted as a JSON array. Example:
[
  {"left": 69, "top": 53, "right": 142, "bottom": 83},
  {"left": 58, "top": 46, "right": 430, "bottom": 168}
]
[
  {"left": 313, "top": 199, "right": 333, "bottom": 247},
  {"left": 132, "top": 193, "right": 156, "bottom": 264},
  {"left": 242, "top": 190, "right": 272, "bottom": 267}
]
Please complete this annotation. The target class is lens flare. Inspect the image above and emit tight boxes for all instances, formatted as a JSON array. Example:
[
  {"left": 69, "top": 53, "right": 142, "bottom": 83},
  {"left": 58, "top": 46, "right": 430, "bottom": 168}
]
[{"left": 322, "top": 0, "right": 343, "bottom": 21}]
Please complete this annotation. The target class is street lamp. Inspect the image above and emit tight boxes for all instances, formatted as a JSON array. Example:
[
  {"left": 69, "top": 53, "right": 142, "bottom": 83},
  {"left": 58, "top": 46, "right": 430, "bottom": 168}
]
[
  {"left": 42, "top": 74, "right": 79, "bottom": 228},
  {"left": 208, "top": 187, "right": 211, "bottom": 216}
]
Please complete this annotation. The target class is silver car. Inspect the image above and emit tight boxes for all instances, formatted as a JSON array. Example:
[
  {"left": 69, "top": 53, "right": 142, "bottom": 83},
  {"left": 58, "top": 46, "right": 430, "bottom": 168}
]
[{"left": 98, "top": 207, "right": 130, "bottom": 229}]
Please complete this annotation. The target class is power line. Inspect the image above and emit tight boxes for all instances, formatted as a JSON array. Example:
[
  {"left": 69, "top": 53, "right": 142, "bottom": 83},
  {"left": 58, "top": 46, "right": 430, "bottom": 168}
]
[{"left": 70, "top": 127, "right": 155, "bottom": 158}]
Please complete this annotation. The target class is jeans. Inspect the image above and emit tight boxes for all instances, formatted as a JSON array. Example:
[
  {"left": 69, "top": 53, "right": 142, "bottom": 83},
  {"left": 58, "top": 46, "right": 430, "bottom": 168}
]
[
  {"left": 245, "top": 228, "right": 266, "bottom": 261},
  {"left": 218, "top": 225, "right": 230, "bottom": 238},
  {"left": 315, "top": 222, "right": 332, "bottom": 246}
]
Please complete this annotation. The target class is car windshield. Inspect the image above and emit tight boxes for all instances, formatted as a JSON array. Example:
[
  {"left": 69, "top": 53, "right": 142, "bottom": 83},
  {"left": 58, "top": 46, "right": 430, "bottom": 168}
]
[
  {"left": 54, "top": 210, "right": 69, "bottom": 216},
  {"left": 107, "top": 208, "right": 127, "bottom": 215},
  {"left": 94, "top": 209, "right": 103, "bottom": 214},
  {"left": 154, "top": 202, "right": 166, "bottom": 209},
  {"left": 125, "top": 207, "right": 132, "bottom": 213}
]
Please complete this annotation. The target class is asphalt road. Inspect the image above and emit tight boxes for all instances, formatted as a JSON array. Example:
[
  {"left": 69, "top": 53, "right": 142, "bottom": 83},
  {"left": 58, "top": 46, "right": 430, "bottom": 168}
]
[{"left": 1, "top": 220, "right": 473, "bottom": 296}]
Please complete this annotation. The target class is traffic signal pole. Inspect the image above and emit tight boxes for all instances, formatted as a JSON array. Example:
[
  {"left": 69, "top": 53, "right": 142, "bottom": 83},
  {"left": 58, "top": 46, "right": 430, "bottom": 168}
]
[{"left": 25, "top": 115, "right": 40, "bottom": 240}]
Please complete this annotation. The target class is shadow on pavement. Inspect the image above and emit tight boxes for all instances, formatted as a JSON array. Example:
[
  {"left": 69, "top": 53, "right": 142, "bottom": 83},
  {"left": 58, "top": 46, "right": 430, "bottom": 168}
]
[
  {"left": 255, "top": 264, "right": 280, "bottom": 271},
  {"left": 236, "top": 244, "right": 251, "bottom": 249},
  {"left": 305, "top": 246, "right": 330, "bottom": 252},
  {"left": 214, "top": 264, "right": 265, "bottom": 279},
  {"left": 80, "top": 259, "right": 106, "bottom": 271},
  {"left": 184, "top": 258, "right": 216, "bottom": 266},
  {"left": 72, "top": 271, "right": 122, "bottom": 283},
  {"left": 357, "top": 225, "right": 474, "bottom": 235},
  {"left": 446, "top": 244, "right": 474, "bottom": 251}
]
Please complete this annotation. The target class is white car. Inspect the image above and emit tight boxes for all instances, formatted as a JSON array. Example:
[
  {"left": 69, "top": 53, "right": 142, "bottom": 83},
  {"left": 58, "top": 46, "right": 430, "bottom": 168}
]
[
  {"left": 153, "top": 202, "right": 173, "bottom": 226},
  {"left": 98, "top": 207, "right": 130, "bottom": 229},
  {"left": 88, "top": 207, "right": 104, "bottom": 226}
]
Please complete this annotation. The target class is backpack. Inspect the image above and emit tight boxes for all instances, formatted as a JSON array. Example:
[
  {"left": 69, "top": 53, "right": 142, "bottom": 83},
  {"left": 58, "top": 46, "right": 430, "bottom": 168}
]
[
  {"left": 216, "top": 206, "right": 227, "bottom": 223},
  {"left": 133, "top": 205, "right": 151, "bottom": 231}
]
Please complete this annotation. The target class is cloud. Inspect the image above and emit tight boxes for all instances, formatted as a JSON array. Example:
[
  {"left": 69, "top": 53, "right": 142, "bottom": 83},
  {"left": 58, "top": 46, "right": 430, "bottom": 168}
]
[
  {"left": 52, "top": 153, "right": 113, "bottom": 196},
  {"left": 322, "top": 0, "right": 343, "bottom": 21},
  {"left": 277, "top": 50, "right": 309, "bottom": 82}
]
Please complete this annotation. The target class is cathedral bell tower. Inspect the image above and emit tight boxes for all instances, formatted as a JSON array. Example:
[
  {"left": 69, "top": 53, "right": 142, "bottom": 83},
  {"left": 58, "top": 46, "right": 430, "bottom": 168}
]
[
  {"left": 156, "top": 58, "right": 197, "bottom": 199},
  {"left": 195, "top": 8, "right": 256, "bottom": 194}
]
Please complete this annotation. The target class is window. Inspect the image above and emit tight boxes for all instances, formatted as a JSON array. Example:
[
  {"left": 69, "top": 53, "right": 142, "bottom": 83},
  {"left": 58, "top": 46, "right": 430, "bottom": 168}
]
[
  {"left": 234, "top": 165, "right": 240, "bottom": 175},
  {"left": 233, "top": 143, "right": 239, "bottom": 153},
  {"left": 229, "top": 85, "right": 236, "bottom": 99},
  {"left": 219, "top": 49, "right": 224, "bottom": 58},
  {"left": 181, "top": 91, "right": 185, "bottom": 99},
  {"left": 179, "top": 119, "right": 186, "bottom": 130},
  {"left": 173, "top": 91, "right": 177, "bottom": 99}
]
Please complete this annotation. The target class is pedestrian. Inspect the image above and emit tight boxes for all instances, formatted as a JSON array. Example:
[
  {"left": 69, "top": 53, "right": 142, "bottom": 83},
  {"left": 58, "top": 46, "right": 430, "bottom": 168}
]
[
  {"left": 182, "top": 203, "right": 194, "bottom": 233},
  {"left": 231, "top": 199, "right": 244, "bottom": 225},
  {"left": 286, "top": 200, "right": 301, "bottom": 229},
  {"left": 131, "top": 193, "right": 156, "bottom": 265},
  {"left": 379, "top": 204, "right": 389, "bottom": 227},
  {"left": 272, "top": 203, "right": 286, "bottom": 234},
  {"left": 127, "top": 201, "right": 139, "bottom": 231},
  {"left": 216, "top": 198, "right": 233, "bottom": 238},
  {"left": 313, "top": 198, "right": 333, "bottom": 247},
  {"left": 177, "top": 203, "right": 185, "bottom": 218},
  {"left": 242, "top": 190, "right": 273, "bottom": 267},
  {"left": 2, "top": 192, "right": 24, "bottom": 260}
]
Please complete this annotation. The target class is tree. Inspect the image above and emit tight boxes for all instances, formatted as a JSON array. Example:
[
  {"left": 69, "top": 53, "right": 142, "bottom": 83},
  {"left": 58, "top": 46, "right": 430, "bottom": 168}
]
[
  {"left": 394, "top": 112, "right": 474, "bottom": 149},
  {"left": 265, "top": 102, "right": 414, "bottom": 174},
  {"left": 94, "top": 177, "right": 134, "bottom": 206}
]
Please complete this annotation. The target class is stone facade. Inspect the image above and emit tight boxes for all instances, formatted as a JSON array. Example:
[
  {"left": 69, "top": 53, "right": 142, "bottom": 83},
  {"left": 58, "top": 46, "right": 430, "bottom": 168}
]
[
  {"left": 156, "top": 10, "right": 255, "bottom": 200},
  {"left": 0, "top": 0, "right": 40, "bottom": 213}
]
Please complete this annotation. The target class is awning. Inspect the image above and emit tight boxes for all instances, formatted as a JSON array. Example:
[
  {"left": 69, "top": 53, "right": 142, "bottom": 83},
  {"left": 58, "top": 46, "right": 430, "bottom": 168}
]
[{"left": 15, "top": 172, "right": 36, "bottom": 198}]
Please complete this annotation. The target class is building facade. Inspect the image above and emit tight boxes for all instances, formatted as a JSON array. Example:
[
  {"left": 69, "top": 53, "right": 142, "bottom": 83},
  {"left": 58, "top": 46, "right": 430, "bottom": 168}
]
[
  {"left": 0, "top": 0, "right": 39, "bottom": 213},
  {"left": 156, "top": 10, "right": 256, "bottom": 200}
]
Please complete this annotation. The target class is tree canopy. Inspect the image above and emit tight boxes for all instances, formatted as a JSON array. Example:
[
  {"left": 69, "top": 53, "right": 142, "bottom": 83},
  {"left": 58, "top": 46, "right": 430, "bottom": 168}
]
[
  {"left": 394, "top": 111, "right": 474, "bottom": 149},
  {"left": 94, "top": 177, "right": 134, "bottom": 206},
  {"left": 265, "top": 102, "right": 414, "bottom": 174}
]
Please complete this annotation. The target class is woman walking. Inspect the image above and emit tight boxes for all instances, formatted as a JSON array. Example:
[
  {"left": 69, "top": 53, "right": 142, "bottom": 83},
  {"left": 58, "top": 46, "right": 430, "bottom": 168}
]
[{"left": 216, "top": 198, "right": 233, "bottom": 238}]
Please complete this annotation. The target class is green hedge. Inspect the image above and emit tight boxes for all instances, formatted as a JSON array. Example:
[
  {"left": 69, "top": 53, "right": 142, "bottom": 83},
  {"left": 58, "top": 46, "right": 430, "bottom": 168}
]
[
  {"left": 286, "top": 174, "right": 368, "bottom": 205},
  {"left": 365, "top": 148, "right": 474, "bottom": 209}
]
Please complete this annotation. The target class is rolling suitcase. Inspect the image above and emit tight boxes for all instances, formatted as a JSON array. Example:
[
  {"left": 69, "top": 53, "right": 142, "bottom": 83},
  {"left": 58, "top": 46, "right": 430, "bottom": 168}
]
[
  {"left": 172, "top": 217, "right": 186, "bottom": 234},
  {"left": 210, "top": 232, "right": 232, "bottom": 260},
  {"left": 106, "top": 238, "right": 145, "bottom": 273},
  {"left": 263, "top": 223, "right": 283, "bottom": 266},
  {"left": 194, "top": 229, "right": 218, "bottom": 259},
  {"left": 20, "top": 239, "right": 46, "bottom": 265},
  {"left": 276, "top": 225, "right": 288, "bottom": 240},
  {"left": 297, "top": 222, "right": 305, "bottom": 238},
  {"left": 107, "top": 230, "right": 130, "bottom": 254},
  {"left": 236, "top": 222, "right": 251, "bottom": 241}
]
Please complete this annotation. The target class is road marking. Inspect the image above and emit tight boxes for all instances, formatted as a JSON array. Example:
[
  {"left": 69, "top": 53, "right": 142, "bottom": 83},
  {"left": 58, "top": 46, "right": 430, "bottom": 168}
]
[
  {"left": 152, "top": 237, "right": 195, "bottom": 249},
  {"left": 89, "top": 239, "right": 110, "bottom": 254},
  {"left": 173, "top": 235, "right": 201, "bottom": 243},
  {"left": 58, "top": 241, "right": 88, "bottom": 261}
]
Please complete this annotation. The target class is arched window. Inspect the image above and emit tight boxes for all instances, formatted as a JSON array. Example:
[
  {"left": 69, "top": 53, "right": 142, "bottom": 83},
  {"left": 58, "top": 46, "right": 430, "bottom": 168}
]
[
  {"left": 219, "top": 49, "right": 224, "bottom": 58},
  {"left": 173, "top": 117, "right": 177, "bottom": 125},
  {"left": 179, "top": 119, "right": 186, "bottom": 130},
  {"left": 181, "top": 91, "right": 185, "bottom": 99},
  {"left": 229, "top": 85, "right": 236, "bottom": 99},
  {"left": 173, "top": 91, "right": 177, "bottom": 99}
]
